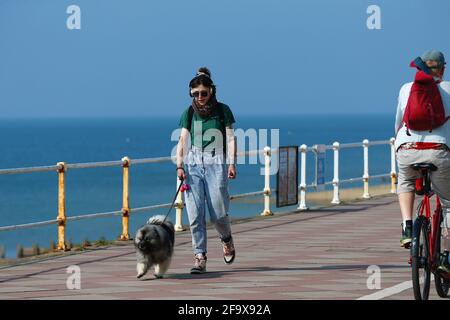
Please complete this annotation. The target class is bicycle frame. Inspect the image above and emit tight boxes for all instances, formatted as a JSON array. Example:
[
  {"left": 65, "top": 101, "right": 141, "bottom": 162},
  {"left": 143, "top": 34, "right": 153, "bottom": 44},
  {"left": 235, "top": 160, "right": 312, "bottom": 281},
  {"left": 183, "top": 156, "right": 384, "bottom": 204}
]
[{"left": 417, "top": 192, "right": 442, "bottom": 271}]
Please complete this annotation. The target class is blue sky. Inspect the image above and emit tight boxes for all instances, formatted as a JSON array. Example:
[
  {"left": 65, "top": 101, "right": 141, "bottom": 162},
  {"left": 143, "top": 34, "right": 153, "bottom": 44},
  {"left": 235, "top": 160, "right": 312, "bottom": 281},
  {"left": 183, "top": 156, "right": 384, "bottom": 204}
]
[{"left": 1, "top": 0, "right": 449, "bottom": 118}]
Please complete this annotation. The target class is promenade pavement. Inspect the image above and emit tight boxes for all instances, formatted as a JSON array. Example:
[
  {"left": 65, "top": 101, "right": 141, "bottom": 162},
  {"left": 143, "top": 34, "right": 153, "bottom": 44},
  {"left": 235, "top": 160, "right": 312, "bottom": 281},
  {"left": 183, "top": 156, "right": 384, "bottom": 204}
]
[{"left": 0, "top": 194, "right": 446, "bottom": 300}]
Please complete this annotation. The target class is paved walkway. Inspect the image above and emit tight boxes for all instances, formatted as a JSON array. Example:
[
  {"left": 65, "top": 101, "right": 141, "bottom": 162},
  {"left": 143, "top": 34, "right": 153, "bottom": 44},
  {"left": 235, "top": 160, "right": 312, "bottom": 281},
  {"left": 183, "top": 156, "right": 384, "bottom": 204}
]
[{"left": 0, "top": 195, "right": 446, "bottom": 300}]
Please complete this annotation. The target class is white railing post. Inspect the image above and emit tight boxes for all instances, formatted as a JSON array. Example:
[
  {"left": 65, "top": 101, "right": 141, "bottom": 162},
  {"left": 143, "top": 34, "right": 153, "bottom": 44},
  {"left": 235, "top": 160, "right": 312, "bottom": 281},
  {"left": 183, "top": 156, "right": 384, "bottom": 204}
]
[
  {"left": 331, "top": 141, "right": 340, "bottom": 204},
  {"left": 261, "top": 146, "right": 273, "bottom": 216},
  {"left": 390, "top": 137, "right": 397, "bottom": 194},
  {"left": 174, "top": 176, "right": 186, "bottom": 232},
  {"left": 363, "top": 139, "right": 371, "bottom": 199},
  {"left": 298, "top": 144, "right": 308, "bottom": 210}
]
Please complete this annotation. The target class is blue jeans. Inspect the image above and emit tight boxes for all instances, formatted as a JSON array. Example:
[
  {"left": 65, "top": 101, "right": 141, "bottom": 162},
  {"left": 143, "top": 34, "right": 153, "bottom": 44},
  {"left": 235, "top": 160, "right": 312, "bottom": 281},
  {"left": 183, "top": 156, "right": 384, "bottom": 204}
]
[{"left": 184, "top": 148, "right": 232, "bottom": 255}]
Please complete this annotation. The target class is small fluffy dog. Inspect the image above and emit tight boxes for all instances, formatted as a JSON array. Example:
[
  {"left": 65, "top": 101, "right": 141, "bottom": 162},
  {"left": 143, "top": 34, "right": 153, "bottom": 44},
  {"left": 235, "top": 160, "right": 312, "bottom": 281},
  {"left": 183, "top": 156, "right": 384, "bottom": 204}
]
[{"left": 134, "top": 215, "right": 175, "bottom": 279}]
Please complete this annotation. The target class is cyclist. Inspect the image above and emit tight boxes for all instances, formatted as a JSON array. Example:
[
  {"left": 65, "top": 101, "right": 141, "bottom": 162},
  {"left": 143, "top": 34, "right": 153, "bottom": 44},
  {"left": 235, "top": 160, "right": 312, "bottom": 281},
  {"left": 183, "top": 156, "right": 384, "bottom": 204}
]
[{"left": 395, "top": 50, "right": 450, "bottom": 274}]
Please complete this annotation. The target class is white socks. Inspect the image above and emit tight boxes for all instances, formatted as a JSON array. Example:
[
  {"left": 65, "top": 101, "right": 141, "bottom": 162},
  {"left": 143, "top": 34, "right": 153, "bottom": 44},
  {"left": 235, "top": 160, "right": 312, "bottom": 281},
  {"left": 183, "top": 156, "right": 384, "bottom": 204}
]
[{"left": 403, "top": 219, "right": 412, "bottom": 231}]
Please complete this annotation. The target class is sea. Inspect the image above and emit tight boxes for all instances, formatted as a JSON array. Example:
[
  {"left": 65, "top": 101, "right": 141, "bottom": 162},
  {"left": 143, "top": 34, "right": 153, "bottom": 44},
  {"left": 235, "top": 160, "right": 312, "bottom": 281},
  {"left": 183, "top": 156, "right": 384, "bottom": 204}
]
[{"left": 0, "top": 114, "right": 395, "bottom": 258}]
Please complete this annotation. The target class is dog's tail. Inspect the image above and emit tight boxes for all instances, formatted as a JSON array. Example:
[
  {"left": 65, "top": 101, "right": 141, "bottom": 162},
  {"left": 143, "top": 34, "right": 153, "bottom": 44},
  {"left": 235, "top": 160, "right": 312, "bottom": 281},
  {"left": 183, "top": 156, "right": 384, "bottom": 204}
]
[
  {"left": 147, "top": 215, "right": 167, "bottom": 225},
  {"left": 147, "top": 215, "right": 174, "bottom": 231}
]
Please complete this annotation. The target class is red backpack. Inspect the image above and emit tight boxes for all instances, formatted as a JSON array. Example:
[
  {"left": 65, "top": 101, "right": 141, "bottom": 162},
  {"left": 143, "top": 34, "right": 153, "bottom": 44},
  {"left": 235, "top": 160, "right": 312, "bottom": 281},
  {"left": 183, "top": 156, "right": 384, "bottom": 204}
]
[{"left": 402, "top": 58, "right": 449, "bottom": 135}]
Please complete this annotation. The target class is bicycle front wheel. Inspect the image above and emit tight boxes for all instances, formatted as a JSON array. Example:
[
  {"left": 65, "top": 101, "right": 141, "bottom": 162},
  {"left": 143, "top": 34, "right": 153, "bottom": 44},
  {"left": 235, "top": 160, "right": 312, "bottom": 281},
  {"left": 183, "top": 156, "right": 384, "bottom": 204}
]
[{"left": 412, "top": 215, "right": 431, "bottom": 300}]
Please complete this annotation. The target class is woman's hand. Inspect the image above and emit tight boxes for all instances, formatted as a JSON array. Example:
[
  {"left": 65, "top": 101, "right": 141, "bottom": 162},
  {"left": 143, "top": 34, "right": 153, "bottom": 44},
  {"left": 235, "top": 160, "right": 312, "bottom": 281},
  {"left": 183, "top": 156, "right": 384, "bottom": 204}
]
[
  {"left": 228, "top": 164, "right": 236, "bottom": 180},
  {"left": 177, "top": 168, "right": 186, "bottom": 181}
]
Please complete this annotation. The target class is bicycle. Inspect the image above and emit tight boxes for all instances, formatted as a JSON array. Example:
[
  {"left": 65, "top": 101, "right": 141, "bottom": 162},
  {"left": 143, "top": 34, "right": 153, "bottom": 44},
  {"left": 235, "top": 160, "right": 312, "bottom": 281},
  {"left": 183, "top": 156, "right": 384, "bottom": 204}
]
[{"left": 410, "top": 163, "right": 450, "bottom": 300}]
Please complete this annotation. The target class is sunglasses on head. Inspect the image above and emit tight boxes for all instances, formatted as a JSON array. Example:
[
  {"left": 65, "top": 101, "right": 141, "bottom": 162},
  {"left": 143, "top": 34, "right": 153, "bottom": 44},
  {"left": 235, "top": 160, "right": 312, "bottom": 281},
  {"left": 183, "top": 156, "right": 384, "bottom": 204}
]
[{"left": 191, "top": 90, "right": 210, "bottom": 98}]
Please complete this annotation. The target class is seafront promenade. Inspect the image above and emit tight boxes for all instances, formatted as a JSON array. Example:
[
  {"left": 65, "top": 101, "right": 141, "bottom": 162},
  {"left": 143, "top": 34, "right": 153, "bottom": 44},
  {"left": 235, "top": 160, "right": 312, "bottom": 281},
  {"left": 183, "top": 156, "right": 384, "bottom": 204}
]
[{"left": 0, "top": 194, "right": 443, "bottom": 300}]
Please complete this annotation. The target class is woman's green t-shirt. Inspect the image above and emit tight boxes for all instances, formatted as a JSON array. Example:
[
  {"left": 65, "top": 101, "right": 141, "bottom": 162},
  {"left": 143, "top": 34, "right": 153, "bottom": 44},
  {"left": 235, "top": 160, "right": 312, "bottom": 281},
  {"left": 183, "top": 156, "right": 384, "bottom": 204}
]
[{"left": 179, "top": 103, "right": 235, "bottom": 150}]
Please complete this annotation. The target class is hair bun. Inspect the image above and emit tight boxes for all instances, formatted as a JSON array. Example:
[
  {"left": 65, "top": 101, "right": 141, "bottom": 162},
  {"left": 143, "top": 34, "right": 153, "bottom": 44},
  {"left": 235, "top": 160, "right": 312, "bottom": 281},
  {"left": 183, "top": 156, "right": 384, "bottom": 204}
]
[{"left": 197, "top": 67, "right": 211, "bottom": 78}]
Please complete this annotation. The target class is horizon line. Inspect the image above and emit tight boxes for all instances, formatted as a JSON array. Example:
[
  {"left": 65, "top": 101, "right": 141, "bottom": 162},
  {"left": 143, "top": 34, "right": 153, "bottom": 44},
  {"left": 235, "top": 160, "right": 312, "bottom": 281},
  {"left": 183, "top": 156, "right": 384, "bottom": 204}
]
[{"left": 0, "top": 112, "right": 394, "bottom": 120}]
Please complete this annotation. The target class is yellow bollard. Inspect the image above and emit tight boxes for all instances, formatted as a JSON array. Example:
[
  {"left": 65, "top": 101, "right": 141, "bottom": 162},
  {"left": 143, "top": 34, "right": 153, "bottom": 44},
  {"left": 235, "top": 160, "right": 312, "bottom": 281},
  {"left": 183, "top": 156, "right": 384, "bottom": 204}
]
[
  {"left": 56, "top": 162, "right": 67, "bottom": 251},
  {"left": 391, "top": 172, "right": 397, "bottom": 194},
  {"left": 390, "top": 137, "right": 397, "bottom": 194},
  {"left": 120, "top": 157, "right": 130, "bottom": 240}
]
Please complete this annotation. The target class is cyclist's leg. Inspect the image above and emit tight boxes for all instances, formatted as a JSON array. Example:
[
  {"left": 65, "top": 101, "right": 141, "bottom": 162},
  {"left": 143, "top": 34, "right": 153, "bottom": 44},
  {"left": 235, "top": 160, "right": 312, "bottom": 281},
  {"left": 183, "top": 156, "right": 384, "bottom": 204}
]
[
  {"left": 398, "top": 192, "right": 415, "bottom": 221},
  {"left": 396, "top": 148, "right": 421, "bottom": 246},
  {"left": 431, "top": 195, "right": 450, "bottom": 254},
  {"left": 429, "top": 148, "right": 450, "bottom": 272},
  {"left": 434, "top": 199, "right": 450, "bottom": 272},
  {"left": 441, "top": 205, "right": 450, "bottom": 252},
  {"left": 429, "top": 148, "right": 450, "bottom": 252},
  {"left": 396, "top": 148, "right": 422, "bottom": 214}
]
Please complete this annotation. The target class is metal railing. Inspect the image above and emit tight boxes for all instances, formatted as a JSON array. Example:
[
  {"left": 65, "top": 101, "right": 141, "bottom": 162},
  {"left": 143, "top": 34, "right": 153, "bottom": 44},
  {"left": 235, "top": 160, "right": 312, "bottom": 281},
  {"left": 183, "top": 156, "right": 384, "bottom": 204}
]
[{"left": 0, "top": 138, "right": 397, "bottom": 251}]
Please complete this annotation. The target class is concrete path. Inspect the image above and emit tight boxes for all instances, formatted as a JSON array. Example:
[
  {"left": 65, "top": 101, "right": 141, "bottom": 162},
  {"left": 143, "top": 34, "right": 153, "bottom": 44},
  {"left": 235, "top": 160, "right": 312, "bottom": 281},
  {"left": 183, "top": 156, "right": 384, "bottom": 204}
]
[{"left": 0, "top": 195, "right": 447, "bottom": 300}]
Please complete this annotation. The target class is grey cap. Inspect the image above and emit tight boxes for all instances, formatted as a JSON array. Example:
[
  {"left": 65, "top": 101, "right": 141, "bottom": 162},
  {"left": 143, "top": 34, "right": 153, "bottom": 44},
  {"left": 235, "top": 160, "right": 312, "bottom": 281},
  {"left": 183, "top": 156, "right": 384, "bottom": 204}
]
[{"left": 421, "top": 50, "right": 446, "bottom": 67}]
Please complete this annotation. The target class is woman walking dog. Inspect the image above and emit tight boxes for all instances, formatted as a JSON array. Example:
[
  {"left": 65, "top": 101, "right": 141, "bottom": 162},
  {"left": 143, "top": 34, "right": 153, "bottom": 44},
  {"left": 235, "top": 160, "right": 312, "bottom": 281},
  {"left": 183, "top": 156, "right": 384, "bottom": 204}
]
[{"left": 176, "top": 67, "right": 237, "bottom": 274}]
